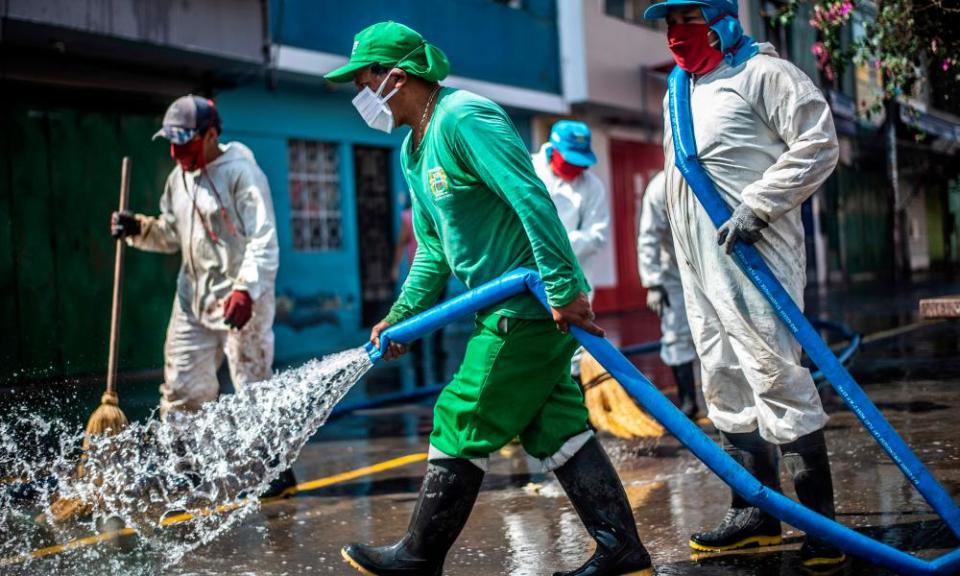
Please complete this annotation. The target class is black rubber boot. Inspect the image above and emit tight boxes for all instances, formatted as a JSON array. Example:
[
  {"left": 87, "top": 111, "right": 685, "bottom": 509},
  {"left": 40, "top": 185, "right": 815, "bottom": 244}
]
[
  {"left": 782, "top": 430, "right": 846, "bottom": 569},
  {"left": 342, "top": 458, "right": 484, "bottom": 576},
  {"left": 552, "top": 437, "right": 652, "bottom": 576},
  {"left": 261, "top": 467, "right": 298, "bottom": 499},
  {"left": 690, "top": 430, "right": 783, "bottom": 552},
  {"left": 672, "top": 362, "right": 698, "bottom": 418}
]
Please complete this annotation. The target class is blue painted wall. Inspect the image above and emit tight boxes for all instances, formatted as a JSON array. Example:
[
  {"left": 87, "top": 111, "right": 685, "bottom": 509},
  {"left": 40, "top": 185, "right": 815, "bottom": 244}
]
[{"left": 272, "top": 0, "right": 561, "bottom": 95}]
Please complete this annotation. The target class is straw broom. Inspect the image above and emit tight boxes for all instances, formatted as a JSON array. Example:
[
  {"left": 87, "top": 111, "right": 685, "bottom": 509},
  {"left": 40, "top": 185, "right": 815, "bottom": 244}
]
[
  {"left": 580, "top": 350, "right": 664, "bottom": 439},
  {"left": 42, "top": 158, "right": 133, "bottom": 523}
]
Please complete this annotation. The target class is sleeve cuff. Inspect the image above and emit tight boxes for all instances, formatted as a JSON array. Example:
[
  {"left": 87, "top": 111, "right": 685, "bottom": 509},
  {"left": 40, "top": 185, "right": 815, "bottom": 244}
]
[
  {"left": 234, "top": 282, "right": 261, "bottom": 300},
  {"left": 383, "top": 308, "right": 405, "bottom": 326},
  {"left": 545, "top": 277, "right": 583, "bottom": 308},
  {"left": 740, "top": 187, "right": 779, "bottom": 223}
]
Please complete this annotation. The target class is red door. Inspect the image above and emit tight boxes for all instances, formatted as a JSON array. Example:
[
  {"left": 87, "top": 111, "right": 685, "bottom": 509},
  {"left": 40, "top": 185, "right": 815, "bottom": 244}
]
[{"left": 593, "top": 140, "right": 665, "bottom": 314}]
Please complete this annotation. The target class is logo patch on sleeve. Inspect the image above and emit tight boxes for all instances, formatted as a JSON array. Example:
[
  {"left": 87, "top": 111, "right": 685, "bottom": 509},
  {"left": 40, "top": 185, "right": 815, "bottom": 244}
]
[{"left": 427, "top": 167, "right": 450, "bottom": 199}]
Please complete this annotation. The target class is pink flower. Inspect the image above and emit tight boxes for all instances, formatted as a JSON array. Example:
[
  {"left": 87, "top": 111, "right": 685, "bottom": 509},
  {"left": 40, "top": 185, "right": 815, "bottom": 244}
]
[
  {"left": 944, "top": 59, "right": 951, "bottom": 72},
  {"left": 811, "top": 42, "right": 831, "bottom": 69}
]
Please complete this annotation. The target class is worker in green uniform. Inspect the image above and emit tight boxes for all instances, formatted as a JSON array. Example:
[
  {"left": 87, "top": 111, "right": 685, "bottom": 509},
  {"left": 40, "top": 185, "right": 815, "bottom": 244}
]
[{"left": 325, "top": 21, "right": 653, "bottom": 576}]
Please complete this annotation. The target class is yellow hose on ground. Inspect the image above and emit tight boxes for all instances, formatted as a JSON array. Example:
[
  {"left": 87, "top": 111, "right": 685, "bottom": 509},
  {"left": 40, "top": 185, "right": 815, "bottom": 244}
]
[{"left": 580, "top": 350, "right": 665, "bottom": 440}]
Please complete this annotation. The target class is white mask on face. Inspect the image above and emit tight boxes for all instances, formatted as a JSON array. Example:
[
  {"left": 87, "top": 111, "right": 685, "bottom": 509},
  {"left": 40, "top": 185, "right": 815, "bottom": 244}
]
[{"left": 352, "top": 73, "right": 400, "bottom": 133}]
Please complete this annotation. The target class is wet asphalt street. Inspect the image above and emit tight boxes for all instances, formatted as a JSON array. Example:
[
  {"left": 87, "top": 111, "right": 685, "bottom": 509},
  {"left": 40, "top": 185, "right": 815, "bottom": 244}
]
[
  {"left": 170, "top": 277, "right": 960, "bottom": 576},
  {"left": 4, "top": 276, "right": 960, "bottom": 575}
]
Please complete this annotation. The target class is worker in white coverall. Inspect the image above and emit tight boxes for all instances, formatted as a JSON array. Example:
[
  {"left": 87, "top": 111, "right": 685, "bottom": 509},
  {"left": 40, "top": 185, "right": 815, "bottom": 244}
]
[
  {"left": 532, "top": 120, "right": 610, "bottom": 297},
  {"left": 644, "top": 0, "right": 844, "bottom": 568},
  {"left": 110, "top": 95, "right": 295, "bottom": 498},
  {"left": 637, "top": 171, "right": 699, "bottom": 418},
  {"left": 532, "top": 120, "right": 610, "bottom": 378}
]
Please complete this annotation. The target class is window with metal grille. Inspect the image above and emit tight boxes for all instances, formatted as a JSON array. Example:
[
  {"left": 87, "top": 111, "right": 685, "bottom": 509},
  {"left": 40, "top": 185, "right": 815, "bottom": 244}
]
[{"left": 288, "top": 139, "right": 342, "bottom": 251}]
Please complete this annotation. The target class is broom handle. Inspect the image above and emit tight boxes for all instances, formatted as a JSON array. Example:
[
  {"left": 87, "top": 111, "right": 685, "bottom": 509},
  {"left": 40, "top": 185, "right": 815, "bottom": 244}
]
[{"left": 106, "top": 157, "right": 131, "bottom": 395}]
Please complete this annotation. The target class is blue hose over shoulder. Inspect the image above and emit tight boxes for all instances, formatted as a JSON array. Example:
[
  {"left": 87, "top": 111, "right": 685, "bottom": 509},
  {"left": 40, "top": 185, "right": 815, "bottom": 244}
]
[{"left": 668, "top": 66, "right": 960, "bottom": 548}]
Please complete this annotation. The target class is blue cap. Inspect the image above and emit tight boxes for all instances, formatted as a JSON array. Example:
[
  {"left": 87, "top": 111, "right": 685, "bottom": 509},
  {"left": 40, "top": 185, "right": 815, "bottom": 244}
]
[
  {"left": 643, "top": 0, "right": 738, "bottom": 20},
  {"left": 549, "top": 120, "right": 596, "bottom": 167}
]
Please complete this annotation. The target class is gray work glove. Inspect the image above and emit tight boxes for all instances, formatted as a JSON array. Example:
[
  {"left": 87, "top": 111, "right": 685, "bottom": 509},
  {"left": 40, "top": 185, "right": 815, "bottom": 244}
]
[
  {"left": 111, "top": 211, "right": 141, "bottom": 239},
  {"left": 646, "top": 286, "right": 670, "bottom": 316},
  {"left": 717, "top": 203, "right": 767, "bottom": 255}
]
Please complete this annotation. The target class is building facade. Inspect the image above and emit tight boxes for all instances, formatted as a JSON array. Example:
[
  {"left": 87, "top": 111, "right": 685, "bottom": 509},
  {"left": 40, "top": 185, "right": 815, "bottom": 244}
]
[{"left": 0, "top": 0, "right": 571, "bottom": 384}]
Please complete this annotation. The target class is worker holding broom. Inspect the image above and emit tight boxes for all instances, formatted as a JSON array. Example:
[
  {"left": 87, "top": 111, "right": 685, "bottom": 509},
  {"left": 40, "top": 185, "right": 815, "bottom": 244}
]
[
  {"left": 531, "top": 120, "right": 664, "bottom": 441},
  {"left": 644, "top": 0, "right": 844, "bottom": 567},
  {"left": 637, "top": 171, "right": 700, "bottom": 419},
  {"left": 325, "top": 21, "right": 652, "bottom": 576},
  {"left": 109, "top": 95, "right": 295, "bottom": 498}
]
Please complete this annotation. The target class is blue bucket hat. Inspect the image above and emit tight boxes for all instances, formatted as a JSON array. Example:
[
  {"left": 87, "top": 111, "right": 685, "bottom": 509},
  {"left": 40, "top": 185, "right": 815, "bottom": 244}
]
[
  {"left": 644, "top": 0, "right": 758, "bottom": 67},
  {"left": 549, "top": 120, "right": 596, "bottom": 167},
  {"left": 643, "top": 0, "right": 737, "bottom": 20}
]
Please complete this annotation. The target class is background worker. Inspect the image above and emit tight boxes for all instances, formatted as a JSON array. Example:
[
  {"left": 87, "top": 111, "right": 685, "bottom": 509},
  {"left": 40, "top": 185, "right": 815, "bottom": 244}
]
[
  {"left": 532, "top": 120, "right": 610, "bottom": 379},
  {"left": 637, "top": 171, "right": 700, "bottom": 418},
  {"left": 109, "top": 95, "right": 295, "bottom": 498},
  {"left": 645, "top": 0, "right": 844, "bottom": 567},
  {"left": 531, "top": 120, "right": 610, "bottom": 300},
  {"left": 325, "top": 21, "right": 652, "bottom": 576}
]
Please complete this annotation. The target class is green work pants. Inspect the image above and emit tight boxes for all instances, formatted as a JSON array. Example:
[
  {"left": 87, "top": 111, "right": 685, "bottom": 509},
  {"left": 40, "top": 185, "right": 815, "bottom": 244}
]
[{"left": 429, "top": 312, "right": 591, "bottom": 465}]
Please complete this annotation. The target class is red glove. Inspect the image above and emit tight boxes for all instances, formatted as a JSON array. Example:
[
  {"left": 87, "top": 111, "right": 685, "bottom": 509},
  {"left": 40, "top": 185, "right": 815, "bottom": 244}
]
[{"left": 223, "top": 290, "right": 253, "bottom": 330}]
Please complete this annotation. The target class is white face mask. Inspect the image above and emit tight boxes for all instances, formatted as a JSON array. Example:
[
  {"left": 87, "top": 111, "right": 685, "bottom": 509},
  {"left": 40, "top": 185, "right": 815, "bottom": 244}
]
[{"left": 352, "top": 73, "right": 400, "bottom": 133}]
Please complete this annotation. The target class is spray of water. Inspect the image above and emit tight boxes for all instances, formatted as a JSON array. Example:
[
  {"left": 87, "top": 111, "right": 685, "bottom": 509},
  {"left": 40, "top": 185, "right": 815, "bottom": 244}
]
[{"left": 0, "top": 347, "right": 372, "bottom": 574}]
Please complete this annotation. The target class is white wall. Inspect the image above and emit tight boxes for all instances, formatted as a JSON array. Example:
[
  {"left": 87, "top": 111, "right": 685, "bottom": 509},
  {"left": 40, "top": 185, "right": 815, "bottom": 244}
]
[{"left": 579, "top": 0, "right": 673, "bottom": 111}]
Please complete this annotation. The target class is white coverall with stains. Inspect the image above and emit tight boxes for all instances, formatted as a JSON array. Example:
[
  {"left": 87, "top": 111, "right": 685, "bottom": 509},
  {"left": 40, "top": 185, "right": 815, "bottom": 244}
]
[
  {"left": 531, "top": 143, "right": 610, "bottom": 295},
  {"left": 128, "top": 142, "right": 279, "bottom": 416},
  {"left": 662, "top": 43, "right": 839, "bottom": 444},
  {"left": 637, "top": 170, "right": 697, "bottom": 368}
]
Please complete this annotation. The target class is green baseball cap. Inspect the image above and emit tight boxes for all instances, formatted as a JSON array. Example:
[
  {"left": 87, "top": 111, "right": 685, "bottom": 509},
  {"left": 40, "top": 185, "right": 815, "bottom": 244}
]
[{"left": 324, "top": 21, "right": 450, "bottom": 83}]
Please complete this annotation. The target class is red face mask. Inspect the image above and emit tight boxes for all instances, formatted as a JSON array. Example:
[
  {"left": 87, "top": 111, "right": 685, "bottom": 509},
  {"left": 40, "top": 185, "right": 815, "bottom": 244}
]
[
  {"left": 170, "top": 137, "right": 206, "bottom": 172},
  {"left": 550, "top": 149, "right": 587, "bottom": 182},
  {"left": 667, "top": 23, "right": 724, "bottom": 75}
]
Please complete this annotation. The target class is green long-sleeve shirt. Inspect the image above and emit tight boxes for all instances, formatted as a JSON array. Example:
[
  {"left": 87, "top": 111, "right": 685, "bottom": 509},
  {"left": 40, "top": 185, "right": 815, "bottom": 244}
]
[{"left": 384, "top": 88, "right": 588, "bottom": 325}]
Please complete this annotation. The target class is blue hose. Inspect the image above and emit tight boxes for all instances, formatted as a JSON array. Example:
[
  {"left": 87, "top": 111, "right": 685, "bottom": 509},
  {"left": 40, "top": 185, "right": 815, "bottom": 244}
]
[
  {"left": 365, "top": 269, "right": 960, "bottom": 575},
  {"left": 668, "top": 67, "right": 960, "bottom": 541},
  {"left": 364, "top": 270, "right": 531, "bottom": 363},
  {"left": 525, "top": 274, "right": 960, "bottom": 576},
  {"left": 809, "top": 319, "right": 861, "bottom": 385},
  {"left": 339, "top": 319, "right": 855, "bottom": 416}
]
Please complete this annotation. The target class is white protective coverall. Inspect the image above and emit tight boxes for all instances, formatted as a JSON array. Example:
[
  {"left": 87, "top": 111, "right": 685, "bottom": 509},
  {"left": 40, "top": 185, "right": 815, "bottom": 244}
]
[
  {"left": 128, "top": 142, "right": 279, "bottom": 416},
  {"left": 532, "top": 143, "right": 610, "bottom": 293},
  {"left": 662, "top": 43, "right": 839, "bottom": 444},
  {"left": 637, "top": 171, "right": 697, "bottom": 368}
]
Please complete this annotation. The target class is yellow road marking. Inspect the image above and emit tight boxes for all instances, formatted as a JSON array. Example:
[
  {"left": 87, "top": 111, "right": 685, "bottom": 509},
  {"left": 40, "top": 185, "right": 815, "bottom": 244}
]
[
  {"left": 295, "top": 452, "right": 427, "bottom": 492},
  {"left": 0, "top": 452, "right": 428, "bottom": 567}
]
